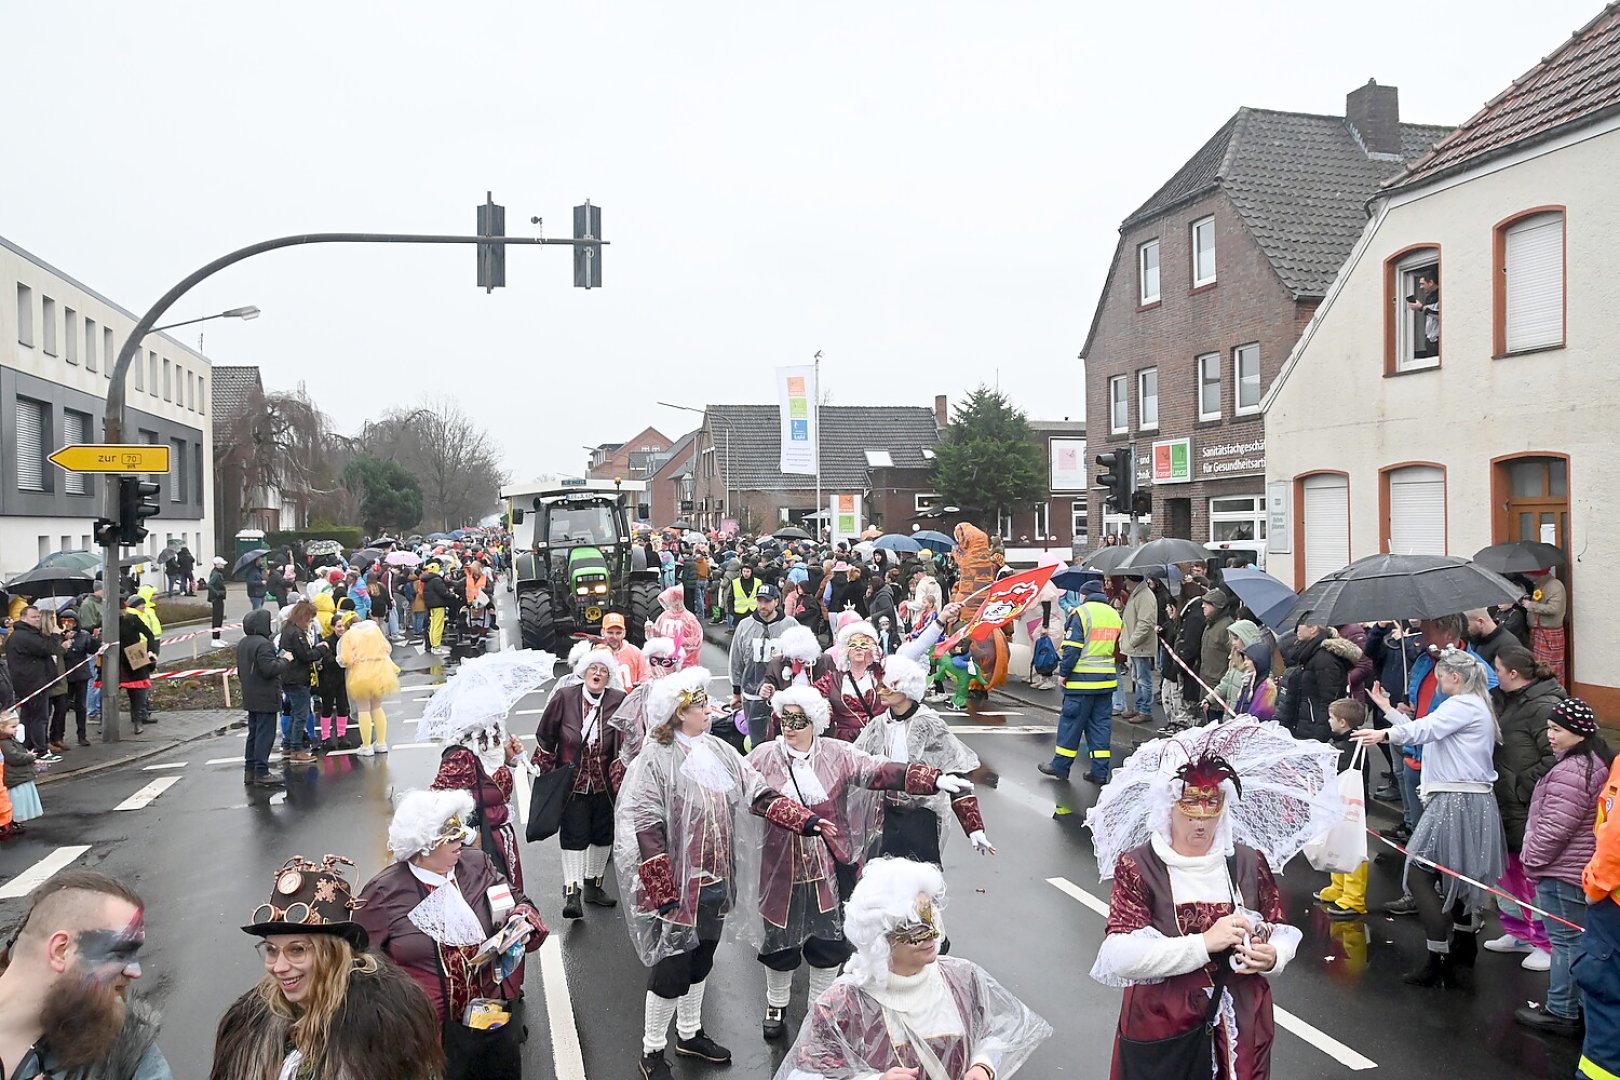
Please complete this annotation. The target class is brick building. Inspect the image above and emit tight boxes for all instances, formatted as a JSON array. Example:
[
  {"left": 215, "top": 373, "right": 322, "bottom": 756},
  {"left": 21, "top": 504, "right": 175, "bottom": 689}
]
[
  {"left": 1081, "top": 82, "right": 1450, "bottom": 562},
  {"left": 646, "top": 429, "right": 699, "bottom": 525},
  {"left": 583, "top": 425, "right": 673, "bottom": 481}
]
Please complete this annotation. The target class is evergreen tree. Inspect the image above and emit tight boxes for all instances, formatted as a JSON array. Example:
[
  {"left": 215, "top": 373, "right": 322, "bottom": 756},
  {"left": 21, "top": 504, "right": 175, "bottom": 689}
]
[{"left": 929, "top": 386, "right": 1046, "bottom": 521}]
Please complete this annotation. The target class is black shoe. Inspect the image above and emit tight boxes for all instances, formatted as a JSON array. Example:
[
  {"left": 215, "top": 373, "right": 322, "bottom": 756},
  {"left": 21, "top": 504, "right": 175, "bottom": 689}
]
[
  {"left": 562, "top": 887, "right": 584, "bottom": 920},
  {"left": 1036, "top": 762, "right": 1070, "bottom": 781},
  {"left": 1515, "top": 1004, "right": 1582, "bottom": 1037},
  {"left": 675, "top": 1030, "right": 732, "bottom": 1063},
  {"left": 1324, "top": 903, "right": 1365, "bottom": 921},
  {"left": 77, "top": 738, "right": 91, "bottom": 747},
  {"left": 1380, "top": 824, "right": 1413, "bottom": 843},
  {"left": 762, "top": 1006, "right": 786, "bottom": 1041},
  {"left": 1402, "top": 951, "right": 1456, "bottom": 987},
  {"left": 1449, "top": 924, "right": 1478, "bottom": 969},
  {"left": 583, "top": 877, "right": 617, "bottom": 907},
  {"left": 251, "top": 772, "right": 286, "bottom": 788},
  {"left": 1382, "top": 894, "right": 1419, "bottom": 916},
  {"left": 1084, "top": 771, "right": 1109, "bottom": 785},
  {"left": 639, "top": 1051, "right": 674, "bottom": 1080},
  {"left": 1373, "top": 784, "right": 1402, "bottom": 802}
]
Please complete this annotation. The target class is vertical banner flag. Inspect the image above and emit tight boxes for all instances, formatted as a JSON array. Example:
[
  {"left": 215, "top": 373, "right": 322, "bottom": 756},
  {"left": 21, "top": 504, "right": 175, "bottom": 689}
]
[
  {"left": 777, "top": 365, "right": 817, "bottom": 475},
  {"left": 831, "top": 494, "right": 862, "bottom": 546}
]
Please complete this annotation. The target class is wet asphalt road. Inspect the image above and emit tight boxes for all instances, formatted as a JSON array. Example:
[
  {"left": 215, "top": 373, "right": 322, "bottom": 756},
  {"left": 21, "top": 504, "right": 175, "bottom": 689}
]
[{"left": 0, "top": 589, "right": 1582, "bottom": 1080}]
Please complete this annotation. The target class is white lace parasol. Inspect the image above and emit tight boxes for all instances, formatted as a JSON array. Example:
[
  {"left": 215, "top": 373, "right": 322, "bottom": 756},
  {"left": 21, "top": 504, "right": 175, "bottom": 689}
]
[
  {"left": 1084, "top": 717, "right": 1345, "bottom": 880},
  {"left": 418, "top": 648, "right": 559, "bottom": 742}
]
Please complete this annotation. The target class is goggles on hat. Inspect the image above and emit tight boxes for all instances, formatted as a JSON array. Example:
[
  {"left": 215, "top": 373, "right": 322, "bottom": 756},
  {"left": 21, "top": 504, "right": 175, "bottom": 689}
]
[
  {"left": 780, "top": 707, "right": 813, "bottom": 731},
  {"left": 250, "top": 901, "right": 315, "bottom": 925},
  {"left": 1176, "top": 783, "right": 1226, "bottom": 820},
  {"left": 846, "top": 634, "right": 878, "bottom": 651}
]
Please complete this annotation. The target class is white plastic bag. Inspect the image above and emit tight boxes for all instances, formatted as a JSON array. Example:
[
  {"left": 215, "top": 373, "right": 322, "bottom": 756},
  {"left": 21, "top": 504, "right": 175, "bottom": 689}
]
[{"left": 1303, "top": 743, "right": 1368, "bottom": 873}]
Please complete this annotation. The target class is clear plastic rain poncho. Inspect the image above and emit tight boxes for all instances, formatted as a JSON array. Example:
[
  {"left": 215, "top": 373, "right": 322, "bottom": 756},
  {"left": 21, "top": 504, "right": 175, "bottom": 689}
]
[
  {"left": 850, "top": 702, "right": 980, "bottom": 861},
  {"left": 612, "top": 730, "right": 789, "bottom": 966},
  {"left": 774, "top": 858, "right": 1051, "bottom": 1080}
]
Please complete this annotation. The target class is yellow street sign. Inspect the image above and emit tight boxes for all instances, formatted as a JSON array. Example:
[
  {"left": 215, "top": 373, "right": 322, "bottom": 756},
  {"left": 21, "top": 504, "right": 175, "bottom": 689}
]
[{"left": 47, "top": 444, "right": 171, "bottom": 474}]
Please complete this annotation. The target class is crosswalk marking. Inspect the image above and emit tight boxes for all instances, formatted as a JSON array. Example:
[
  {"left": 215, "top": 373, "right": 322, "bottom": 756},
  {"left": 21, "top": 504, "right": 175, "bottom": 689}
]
[
  {"left": 114, "top": 777, "right": 181, "bottom": 811},
  {"left": 0, "top": 845, "right": 92, "bottom": 899},
  {"left": 142, "top": 761, "right": 189, "bottom": 771}
]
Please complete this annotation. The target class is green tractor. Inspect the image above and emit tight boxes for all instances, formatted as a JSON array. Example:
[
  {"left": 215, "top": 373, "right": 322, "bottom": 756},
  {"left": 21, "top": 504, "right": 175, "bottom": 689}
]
[{"left": 503, "top": 480, "right": 661, "bottom": 652}]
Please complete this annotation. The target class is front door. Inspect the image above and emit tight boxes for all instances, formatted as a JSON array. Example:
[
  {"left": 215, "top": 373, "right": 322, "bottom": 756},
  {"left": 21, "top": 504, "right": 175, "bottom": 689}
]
[{"left": 1494, "top": 455, "right": 1571, "bottom": 679}]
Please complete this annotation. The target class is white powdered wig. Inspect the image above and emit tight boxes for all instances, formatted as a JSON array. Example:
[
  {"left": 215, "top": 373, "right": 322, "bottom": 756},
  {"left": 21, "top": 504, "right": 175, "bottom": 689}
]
[
  {"left": 388, "top": 789, "right": 476, "bottom": 862},
  {"left": 646, "top": 666, "right": 713, "bottom": 728},
  {"left": 835, "top": 621, "right": 882, "bottom": 670},
  {"left": 881, "top": 654, "right": 927, "bottom": 703},
  {"left": 778, "top": 625, "right": 823, "bottom": 663},
  {"left": 844, "top": 857, "right": 947, "bottom": 990},
  {"left": 642, "top": 636, "right": 679, "bottom": 663},
  {"left": 772, "top": 685, "right": 831, "bottom": 735},
  {"left": 573, "top": 644, "right": 624, "bottom": 689}
]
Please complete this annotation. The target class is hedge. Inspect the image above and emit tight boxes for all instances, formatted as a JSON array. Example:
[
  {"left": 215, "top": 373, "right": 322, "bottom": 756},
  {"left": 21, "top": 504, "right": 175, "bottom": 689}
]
[{"left": 265, "top": 528, "right": 365, "bottom": 551}]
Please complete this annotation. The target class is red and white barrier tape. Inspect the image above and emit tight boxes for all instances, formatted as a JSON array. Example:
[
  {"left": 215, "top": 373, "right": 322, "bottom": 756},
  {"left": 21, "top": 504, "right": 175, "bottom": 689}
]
[
  {"left": 161, "top": 623, "right": 241, "bottom": 645},
  {"left": 151, "top": 667, "right": 237, "bottom": 680},
  {"left": 1366, "top": 826, "right": 1586, "bottom": 933}
]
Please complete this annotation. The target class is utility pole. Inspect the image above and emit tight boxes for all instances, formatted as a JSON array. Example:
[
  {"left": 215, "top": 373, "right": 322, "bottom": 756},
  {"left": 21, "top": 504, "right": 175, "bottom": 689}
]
[{"left": 813, "top": 350, "right": 823, "bottom": 541}]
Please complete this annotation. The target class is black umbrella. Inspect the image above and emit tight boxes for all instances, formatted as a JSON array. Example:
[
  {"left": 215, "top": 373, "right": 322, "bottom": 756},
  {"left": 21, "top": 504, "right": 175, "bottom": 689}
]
[
  {"left": 1281, "top": 553, "right": 1522, "bottom": 628},
  {"left": 1081, "top": 546, "right": 1139, "bottom": 574},
  {"left": 773, "top": 526, "right": 812, "bottom": 540},
  {"left": 1472, "top": 540, "right": 1566, "bottom": 575},
  {"left": 5, "top": 566, "right": 95, "bottom": 600},
  {"left": 232, "top": 548, "right": 270, "bottom": 576},
  {"left": 1114, "top": 537, "right": 1210, "bottom": 571},
  {"left": 670, "top": 521, "right": 693, "bottom": 531},
  {"left": 351, "top": 548, "right": 384, "bottom": 567}
]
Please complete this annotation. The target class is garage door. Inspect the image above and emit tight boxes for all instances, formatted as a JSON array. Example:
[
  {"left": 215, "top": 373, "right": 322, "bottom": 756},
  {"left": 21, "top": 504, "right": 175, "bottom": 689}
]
[
  {"left": 1387, "top": 466, "right": 1446, "bottom": 555},
  {"left": 1302, "top": 474, "right": 1350, "bottom": 585}
]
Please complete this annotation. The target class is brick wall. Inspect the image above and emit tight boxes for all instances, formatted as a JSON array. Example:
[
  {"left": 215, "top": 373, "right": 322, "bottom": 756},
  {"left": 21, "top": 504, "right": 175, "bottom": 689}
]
[
  {"left": 1083, "top": 190, "right": 1315, "bottom": 544},
  {"left": 648, "top": 440, "right": 698, "bottom": 525}
]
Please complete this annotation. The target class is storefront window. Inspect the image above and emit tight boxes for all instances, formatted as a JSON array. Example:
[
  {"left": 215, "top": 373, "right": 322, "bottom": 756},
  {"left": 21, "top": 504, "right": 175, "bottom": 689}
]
[{"left": 1209, "top": 495, "right": 1266, "bottom": 542}]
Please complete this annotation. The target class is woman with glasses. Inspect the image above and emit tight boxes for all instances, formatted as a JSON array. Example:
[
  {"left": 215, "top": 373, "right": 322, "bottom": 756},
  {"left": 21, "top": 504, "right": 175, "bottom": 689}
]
[
  {"left": 212, "top": 853, "right": 442, "bottom": 1080},
  {"left": 747, "top": 686, "right": 973, "bottom": 1042},
  {"left": 355, "top": 790, "right": 549, "bottom": 1080},
  {"left": 775, "top": 856, "right": 1051, "bottom": 1080}
]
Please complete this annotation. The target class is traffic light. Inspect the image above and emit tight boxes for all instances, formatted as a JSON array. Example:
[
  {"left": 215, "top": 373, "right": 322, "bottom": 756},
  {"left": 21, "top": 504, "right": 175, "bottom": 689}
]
[
  {"left": 1130, "top": 489, "right": 1153, "bottom": 517},
  {"left": 477, "top": 192, "right": 506, "bottom": 292},
  {"left": 117, "top": 478, "right": 161, "bottom": 546},
  {"left": 1095, "top": 447, "right": 1133, "bottom": 513},
  {"left": 574, "top": 201, "right": 602, "bottom": 289}
]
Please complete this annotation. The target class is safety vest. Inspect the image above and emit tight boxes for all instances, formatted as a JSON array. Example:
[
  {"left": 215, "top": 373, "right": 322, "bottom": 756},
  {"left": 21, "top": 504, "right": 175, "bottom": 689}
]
[
  {"left": 1062, "top": 601, "right": 1122, "bottom": 693},
  {"left": 732, "top": 577, "right": 758, "bottom": 615}
]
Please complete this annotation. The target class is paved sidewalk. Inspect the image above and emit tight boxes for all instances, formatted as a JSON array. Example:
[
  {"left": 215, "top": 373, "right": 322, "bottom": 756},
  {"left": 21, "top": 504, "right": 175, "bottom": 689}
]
[{"left": 38, "top": 708, "right": 241, "bottom": 786}]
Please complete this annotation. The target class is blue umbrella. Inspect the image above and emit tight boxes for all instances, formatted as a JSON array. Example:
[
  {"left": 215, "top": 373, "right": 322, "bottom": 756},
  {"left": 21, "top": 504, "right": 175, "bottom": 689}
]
[
  {"left": 874, "top": 534, "right": 922, "bottom": 554},
  {"left": 1219, "top": 566, "right": 1299, "bottom": 631},
  {"left": 912, "top": 530, "right": 956, "bottom": 550},
  {"left": 1050, "top": 567, "right": 1104, "bottom": 592}
]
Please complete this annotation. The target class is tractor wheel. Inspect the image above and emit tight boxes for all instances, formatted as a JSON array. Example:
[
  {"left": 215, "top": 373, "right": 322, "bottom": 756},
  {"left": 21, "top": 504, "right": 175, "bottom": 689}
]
[
  {"left": 519, "top": 589, "right": 559, "bottom": 653},
  {"left": 628, "top": 580, "right": 662, "bottom": 647}
]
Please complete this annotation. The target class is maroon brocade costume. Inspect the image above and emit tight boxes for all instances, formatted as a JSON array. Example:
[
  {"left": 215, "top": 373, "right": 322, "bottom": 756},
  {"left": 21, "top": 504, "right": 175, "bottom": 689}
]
[
  {"left": 813, "top": 664, "right": 887, "bottom": 742},
  {"left": 1105, "top": 842, "right": 1286, "bottom": 1080},
  {"left": 431, "top": 746, "right": 525, "bottom": 891},
  {"left": 535, "top": 683, "right": 627, "bottom": 793}
]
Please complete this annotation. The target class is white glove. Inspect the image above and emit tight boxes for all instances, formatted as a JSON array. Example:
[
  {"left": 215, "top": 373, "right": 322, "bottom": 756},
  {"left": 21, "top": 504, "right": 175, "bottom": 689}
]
[
  {"left": 935, "top": 774, "right": 973, "bottom": 795},
  {"left": 969, "top": 830, "right": 997, "bottom": 855}
]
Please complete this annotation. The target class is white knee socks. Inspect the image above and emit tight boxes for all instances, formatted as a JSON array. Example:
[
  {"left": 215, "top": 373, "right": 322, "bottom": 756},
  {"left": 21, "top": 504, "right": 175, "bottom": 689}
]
[
  {"left": 561, "top": 848, "right": 586, "bottom": 888},
  {"left": 643, "top": 992, "right": 678, "bottom": 1054},
  {"left": 765, "top": 968, "right": 793, "bottom": 1008},
  {"left": 807, "top": 963, "right": 841, "bottom": 1003},
  {"left": 676, "top": 979, "right": 708, "bottom": 1039},
  {"left": 585, "top": 843, "right": 611, "bottom": 879}
]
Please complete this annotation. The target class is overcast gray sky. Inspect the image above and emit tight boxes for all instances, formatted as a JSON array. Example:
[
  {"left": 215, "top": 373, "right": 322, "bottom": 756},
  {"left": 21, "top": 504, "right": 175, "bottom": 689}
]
[{"left": 1, "top": 1, "right": 1600, "bottom": 481}]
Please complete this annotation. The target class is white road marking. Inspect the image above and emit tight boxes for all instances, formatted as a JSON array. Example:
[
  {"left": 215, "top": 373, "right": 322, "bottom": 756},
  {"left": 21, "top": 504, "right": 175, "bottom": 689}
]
[
  {"left": 142, "top": 761, "right": 189, "bottom": 771},
  {"left": 947, "top": 725, "right": 1054, "bottom": 735},
  {"left": 0, "top": 845, "right": 92, "bottom": 899},
  {"left": 114, "top": 777, "right": 181, "bottom": 811},
  {"left": 514, "top": 708, "right": 545, "bottom": 715},
  {"left": 538, "top": 935, "right": 587, "bottom": 1080},
  {"left": 1044, "top": 876, "right": 1378, "bottom": 1070},
  {"left": 513, "top": 764, "right": 531, "bottom": 825},
  {"left": 941, "top": 710, "right": 1026, "bottom": 717}
]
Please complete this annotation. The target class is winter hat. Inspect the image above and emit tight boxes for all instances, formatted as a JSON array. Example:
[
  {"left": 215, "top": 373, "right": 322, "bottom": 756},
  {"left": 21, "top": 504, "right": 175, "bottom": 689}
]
[
  {"left": 1080, "top": 582, "right": 1108, "bottom": 601},
  {"left": 1550, "top": 697, "right": 1598, "bottom": 738},
  {"left": 387, "top": 790, "right": 476, "bottom": 863},
  {"left": 1202, "top": 588, "right": 1231, "bottom": 610},
  {"left": 647, "top": 666, "right": 712, "bottom": 727},
  {"left": 772, "top": 685, "right": 831, "bottom": 735},
  {"left": 880, "top": 654, "right": 928, "bottom": 702},
  {"left": 778, "top": 625, "right": 823, "bottom": 663},
  {"left": 1227, "top": 619, "right": 1263, "bottom": 649}
]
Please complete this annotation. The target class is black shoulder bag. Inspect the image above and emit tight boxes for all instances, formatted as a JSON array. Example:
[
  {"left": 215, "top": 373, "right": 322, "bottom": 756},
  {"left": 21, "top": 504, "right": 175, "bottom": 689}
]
[{"left": 527, "top": 704, "right": 595, "bottom": 843}]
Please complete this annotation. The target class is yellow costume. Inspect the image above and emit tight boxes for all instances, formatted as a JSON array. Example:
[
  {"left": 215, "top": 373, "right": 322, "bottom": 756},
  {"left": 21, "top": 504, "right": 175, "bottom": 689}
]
[
  {"left": 313, "top": 592, "right": 336, "bottom": 637},
  {"left": 338, "top": 620, "right": 399, "bottom": 700}
]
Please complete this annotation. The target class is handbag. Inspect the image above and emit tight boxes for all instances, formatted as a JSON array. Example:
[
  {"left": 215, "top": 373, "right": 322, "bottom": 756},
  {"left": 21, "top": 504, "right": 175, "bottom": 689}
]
[
  {"left": 1303, "top": 743, "right": 1369, "bottom": 873},
  {"left": 526, "top": 766, "right": 576, "bottom": 843},
  {"left": 1116, "top": 938, "right": 1231, "bottom": 1080},
  {"left": 442, "top": 995, "right": 525, "bottom": 1080},
  {"left": 122, "top": 639, "right": 151, "bottom": 670}
]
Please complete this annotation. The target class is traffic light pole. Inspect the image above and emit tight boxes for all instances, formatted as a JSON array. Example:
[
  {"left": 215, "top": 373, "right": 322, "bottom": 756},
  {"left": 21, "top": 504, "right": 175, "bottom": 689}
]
[{"left": 97, "top": 229, "right": 606, "bottom": 742}]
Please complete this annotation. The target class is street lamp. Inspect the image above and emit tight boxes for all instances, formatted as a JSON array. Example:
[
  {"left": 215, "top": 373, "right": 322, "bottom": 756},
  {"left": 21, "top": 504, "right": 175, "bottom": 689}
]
[
  {"left": 658, "top": 402, "right": 734, "bottom": 533},
  {"left": 148, "top": 305, "right": 261, "bottom": 334}
]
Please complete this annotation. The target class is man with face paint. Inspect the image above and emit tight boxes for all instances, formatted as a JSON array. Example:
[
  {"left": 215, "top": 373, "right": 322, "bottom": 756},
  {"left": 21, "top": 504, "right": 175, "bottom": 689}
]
[
  {"left": 535, "top": 645, "right": 627, "bottom": 919},
  {"left": 1092, "top": 746, "right": 1302, "bottom": 1080},
  {"left": 0, "top": 870, "right": 172, "bottom": 1079}
]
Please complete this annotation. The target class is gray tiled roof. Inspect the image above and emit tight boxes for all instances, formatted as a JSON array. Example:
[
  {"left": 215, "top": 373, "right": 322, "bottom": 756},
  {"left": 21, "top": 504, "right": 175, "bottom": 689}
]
[
  {"left": 1122, "top": 107, "right": 1451, "bottom": 299},
  {"left": 706, "top": 404, "right": 939, "bottom": 491},
  {"left": 210, "top": 365, "right": 262, "bottom": 422}
]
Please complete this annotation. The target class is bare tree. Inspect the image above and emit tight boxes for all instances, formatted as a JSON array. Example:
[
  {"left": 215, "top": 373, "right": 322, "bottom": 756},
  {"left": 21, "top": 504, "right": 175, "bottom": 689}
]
[
  {"left": 215, "top": 383, "right": 345, "bottom": 534},
  {"left": 362, "top": 397, "right": 508, "bottom": 531}
]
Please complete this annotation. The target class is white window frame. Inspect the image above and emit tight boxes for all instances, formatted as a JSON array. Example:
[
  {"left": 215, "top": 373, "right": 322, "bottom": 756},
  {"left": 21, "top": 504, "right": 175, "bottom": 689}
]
[
  {"left": 1233, "top": 343, "right": 1261, "bottom": 415},
  {"left": 914, "top": 492, "right": 940, "bottom": 513},
  {"left": 1394, "top": 249, "right": 1441, "bottom": 373},
  {"left": 1138, "top": 367, "right": 1158, "bottom": 430},
  {"left": 1072, "top": 506, "right": 1089, "bottom": 548},
  {"left": 1208, "top": 495, "right": 1266, "bottom": 543},
  {"left": 1191, "top": 216, "right": 1216, "bottom": 287},
  {"left": 1502, "top": 211, "right": 1565, "bottom": 353},
  {"left": 1197, "top": 352, "right": 1221, "bottom": 420},
  {"left": 1138, "top": 239, "right": 1161, "bottom": 304},
  {"left": 1108, "top": 375, "right": 1128, "bottom": 434}
]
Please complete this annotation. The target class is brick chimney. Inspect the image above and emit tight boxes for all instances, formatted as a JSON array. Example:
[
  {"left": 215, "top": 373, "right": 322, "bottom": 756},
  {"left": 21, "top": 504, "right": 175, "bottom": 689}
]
[
  {"left": 1346, "top": 79, "right": 1401, "bottom": 157},
  {"left": 935, "top": 394, "right": 949, "bottom": 428}
]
